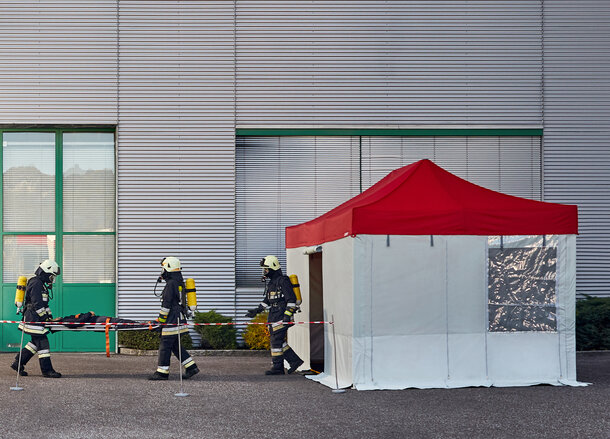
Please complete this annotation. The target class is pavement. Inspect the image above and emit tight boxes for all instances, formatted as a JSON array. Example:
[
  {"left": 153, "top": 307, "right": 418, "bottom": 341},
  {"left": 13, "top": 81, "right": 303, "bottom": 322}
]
[{"left": 0, "top": 351, "right": 608, "bottom": 439}]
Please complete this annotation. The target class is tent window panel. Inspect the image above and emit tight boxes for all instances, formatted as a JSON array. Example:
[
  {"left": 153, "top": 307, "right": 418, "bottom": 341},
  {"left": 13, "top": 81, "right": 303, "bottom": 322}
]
[
  {"left": 488, "top": 304, "right": 557, "bottom": 332},
  {"left": 487, "top": 242, "right": 557, "bottom": 332}
]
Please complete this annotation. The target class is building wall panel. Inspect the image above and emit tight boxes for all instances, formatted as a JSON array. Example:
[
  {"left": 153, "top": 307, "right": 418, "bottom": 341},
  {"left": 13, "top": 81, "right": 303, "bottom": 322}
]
[
  {"left": 117, "top": 1, "right": 237, "bottom": 320},
  {"left": 544, "top": 0, "right": 610, "bottom": 297},
  {"left": 0, "top": 0, "right": 118, "bottom": 123},
  {"left": 236, "top": 1, "right": 543, "bottom": 126}
]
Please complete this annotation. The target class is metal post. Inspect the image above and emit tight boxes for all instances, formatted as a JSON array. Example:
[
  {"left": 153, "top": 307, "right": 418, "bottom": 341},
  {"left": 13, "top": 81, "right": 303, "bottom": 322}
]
[
  {"left": 331, "top": 314, "right": 346, "bottom": 394},
  {"left": 11, "top": 319, "right": 26, "bottom": 391},
  {"left": 174, "top": 320, "right": 189, "bottom": 397}
]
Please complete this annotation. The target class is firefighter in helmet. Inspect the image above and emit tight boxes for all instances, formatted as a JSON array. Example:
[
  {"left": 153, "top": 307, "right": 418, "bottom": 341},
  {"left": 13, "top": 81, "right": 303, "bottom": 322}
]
[
  {"left": 246, "top": 255, "right": 304, "bottom": 375},
  {"left": 11, "top": 260, "right": 62, "bottom": 378},
  {"left": 149, "top": 257, "right": 200, "bottom": 380}
]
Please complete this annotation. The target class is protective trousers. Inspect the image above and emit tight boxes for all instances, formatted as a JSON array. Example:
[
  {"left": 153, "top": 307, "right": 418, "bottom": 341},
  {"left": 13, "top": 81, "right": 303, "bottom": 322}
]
[
  {"left": 14, "top": 334, "right": 54, "bottom": 373},
  {"left": 156, "top": 333, "right": 197, "bottom": 376},
  {"left": 269, "top": 323, "right": 301, "bottom": 371}
]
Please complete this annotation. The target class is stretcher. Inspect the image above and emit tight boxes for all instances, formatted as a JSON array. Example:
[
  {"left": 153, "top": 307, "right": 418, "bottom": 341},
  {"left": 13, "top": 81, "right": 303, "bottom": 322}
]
[
  {"left": 38, "top": 312, "right": 158, "bottom": 332},
  {"left": 45, "top": 317, "right": 159, "bottom": 332}
]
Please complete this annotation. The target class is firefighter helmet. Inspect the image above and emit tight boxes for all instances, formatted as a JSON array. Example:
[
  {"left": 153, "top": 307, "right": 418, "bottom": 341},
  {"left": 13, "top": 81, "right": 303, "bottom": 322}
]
[
  {"left": 260, "top": 255, "right": 281, "bottom": 271},
  {"left": 39, "top": 259, "right": 60, "bottom": 276},
  {"left": 161, "top": 256, "right": 181, "bottom": 272}
]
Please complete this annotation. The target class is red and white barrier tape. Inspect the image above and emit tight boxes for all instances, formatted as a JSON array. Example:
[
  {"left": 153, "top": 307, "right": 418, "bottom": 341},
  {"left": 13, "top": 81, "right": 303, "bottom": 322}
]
[{"left": 0, "top": 320, "right": 332, "bottom": 326}]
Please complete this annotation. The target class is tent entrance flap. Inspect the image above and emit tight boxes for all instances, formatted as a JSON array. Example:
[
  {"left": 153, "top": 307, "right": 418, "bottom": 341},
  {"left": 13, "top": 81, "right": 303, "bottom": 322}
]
[{"left": 309, "top": 252, "right": 324, "bottom": 371}]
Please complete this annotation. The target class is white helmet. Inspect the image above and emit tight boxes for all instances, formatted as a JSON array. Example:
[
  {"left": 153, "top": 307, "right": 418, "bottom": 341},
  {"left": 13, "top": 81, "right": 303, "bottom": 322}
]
[
  {"left": 161, "top": 257, "right": 181, "bottom": 272},
  {"left": 39, "top": 259, "right": 60, "bottom": 276},
  {"left": 260, "top": 255, "right": 280, "bottom": 271}
]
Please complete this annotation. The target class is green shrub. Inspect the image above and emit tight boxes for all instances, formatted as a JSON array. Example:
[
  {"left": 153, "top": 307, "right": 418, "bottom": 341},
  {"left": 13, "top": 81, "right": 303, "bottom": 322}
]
[
  {"left": 193, "top": 310, "right": 237, "bottom": 349},
  {"left": 118, "top": 329, "right": 192, "bottom": 350},
  {"left": 576, "top": 296, "right": 610, "bottom": 351},
  {"left": 243, "top": 312, "right": 270, "bottom": 350}
]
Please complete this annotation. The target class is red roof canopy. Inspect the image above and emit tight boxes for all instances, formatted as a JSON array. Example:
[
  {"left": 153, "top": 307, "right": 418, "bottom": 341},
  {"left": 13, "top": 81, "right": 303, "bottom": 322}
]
[{"left": 286, "top": 159, "right": 578, "bottom": 248}]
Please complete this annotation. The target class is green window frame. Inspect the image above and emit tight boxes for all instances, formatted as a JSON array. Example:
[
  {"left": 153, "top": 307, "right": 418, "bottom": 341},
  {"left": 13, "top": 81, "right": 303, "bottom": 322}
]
[{"left": 0, "top": 127, "right": 116, "bottom": 352}]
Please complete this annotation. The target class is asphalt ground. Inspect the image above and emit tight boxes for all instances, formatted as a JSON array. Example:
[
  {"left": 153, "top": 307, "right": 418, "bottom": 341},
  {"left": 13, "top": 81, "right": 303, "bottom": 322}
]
[{"left": 0, "top": 351, "right": 608, "bottom": 439}]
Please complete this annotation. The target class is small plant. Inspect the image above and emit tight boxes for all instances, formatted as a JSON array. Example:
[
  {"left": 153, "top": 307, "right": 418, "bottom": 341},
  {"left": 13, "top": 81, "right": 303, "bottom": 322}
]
[
  {"left": 118, "top": 329, "right": 192, "bottom": 350},
  {"left": 243, "top": 312, "right": 270, "bottom": 350},
  {"left": 193, "top": 310, "right": 237, "bottom": 349},
  {"left": 576, "top": 296, "right": 610, "bottom": 351}
]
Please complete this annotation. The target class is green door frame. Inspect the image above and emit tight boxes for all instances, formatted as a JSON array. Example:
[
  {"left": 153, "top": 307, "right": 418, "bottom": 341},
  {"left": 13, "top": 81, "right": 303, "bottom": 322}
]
[{"left": 0, "top": 126, "right": 116, "bottom": 352}]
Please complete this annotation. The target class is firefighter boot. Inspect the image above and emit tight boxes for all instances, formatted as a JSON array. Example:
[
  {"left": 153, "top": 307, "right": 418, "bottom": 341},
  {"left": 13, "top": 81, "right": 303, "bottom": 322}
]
[
  {"left": 10, "top": 360, "right": 27, "bottom": 376},
  {"left": 148, "top": 371, "right": 169, "bottom": 380},
  {"left": 182, "top": 364, "right": 200, "bottom": 380},
  {"left": 284, "top": 348, "right": 304, "bottom": 374},
  {"left": 40, "top": 357, "right": 62, "bottom": 378},
  {"left": 265, "top": 356, "right": 285, "bottom": 375}
]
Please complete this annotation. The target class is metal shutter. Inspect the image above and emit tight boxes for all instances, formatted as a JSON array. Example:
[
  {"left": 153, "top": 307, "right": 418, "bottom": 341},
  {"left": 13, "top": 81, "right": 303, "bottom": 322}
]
[
  {"left": 117, "top": 1, "right": 237, "bottom": 322},
  {"left": 235, "top": 136, "right": 360, "bottom": 322},
  {"left": 544, "top": 1, "right": 610, "bottom": 297},
  {"left": 362, "top": 136, "right": 542, "bottom": 199},
  {"left": 0, "top": 1, "right": 118, "bottom": 124},
  {"left": 236, "top": 1, "right": 542, "bottom": 126}
]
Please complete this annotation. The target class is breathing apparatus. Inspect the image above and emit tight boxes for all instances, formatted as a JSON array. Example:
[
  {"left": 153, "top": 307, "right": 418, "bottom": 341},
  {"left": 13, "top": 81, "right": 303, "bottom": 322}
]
[
  {"left": 289, "top": 274, "right": 303, "bottom": 309},
  {"left": 15, "top": 260, "right": 60, "bottom": 314},
  {"left": 154, "top": 257, "right": 198, "bottom": 315},
  {"left": 14, "top": 276, "right": 27, "bottom": 315}
]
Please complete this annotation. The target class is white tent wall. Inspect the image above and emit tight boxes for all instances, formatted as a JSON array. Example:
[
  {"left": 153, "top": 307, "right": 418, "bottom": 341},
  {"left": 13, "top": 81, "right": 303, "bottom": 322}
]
[
  {"left": 286, "top": 247, "right": 311, "bottom": 370},
  {"left": 353, "top": 235, "right": 489, "bottom": 390},
  {"left": 356, "top": 234, "right": 579, "bottom": 390}
]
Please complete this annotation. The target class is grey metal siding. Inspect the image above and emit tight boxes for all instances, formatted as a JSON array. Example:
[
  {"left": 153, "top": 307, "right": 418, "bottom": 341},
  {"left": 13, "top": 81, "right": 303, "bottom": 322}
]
[
  {"left": 236, "top": 1, "right": 543, "bottom": 126},
  {"left": 0, "top": 1, "right": 118, "bottom": 124},
  {"left": 543, "top": 0, "right": 610, "bottom": 298},
  {"left": 361, "top": 136, "right": 541, "bottom": 199},
  {"left": 116, "top": 1, "right": 237, "bottom": 320}
]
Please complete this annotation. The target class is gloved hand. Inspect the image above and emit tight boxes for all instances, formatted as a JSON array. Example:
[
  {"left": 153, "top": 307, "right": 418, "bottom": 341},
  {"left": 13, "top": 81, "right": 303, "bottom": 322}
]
[
  {"left": 245, "top": 308, "right": 259, "bottom": 318},
  {"left": 282, "top": 314, "right": 293, "bottom": 323},
  {"left": 44, "top": 314, "right": 54, "bottom": 322}
]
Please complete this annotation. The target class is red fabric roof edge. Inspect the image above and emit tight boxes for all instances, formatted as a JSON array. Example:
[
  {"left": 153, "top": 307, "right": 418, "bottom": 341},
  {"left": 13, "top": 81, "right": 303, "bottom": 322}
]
[{"left": 286, "top": 159, "right": 578, "bottom": 248}]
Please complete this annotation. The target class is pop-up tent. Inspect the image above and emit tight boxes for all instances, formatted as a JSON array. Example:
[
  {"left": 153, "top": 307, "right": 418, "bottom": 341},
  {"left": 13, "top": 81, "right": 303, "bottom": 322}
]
[{"left": 286, "top": 159, "right": 582, "bottom": 390}]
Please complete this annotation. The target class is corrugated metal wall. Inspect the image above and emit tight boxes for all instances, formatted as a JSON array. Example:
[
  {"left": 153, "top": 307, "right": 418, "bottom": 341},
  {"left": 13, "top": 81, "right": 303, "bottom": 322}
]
[
  {"left": 543, "top": 1, "right": 610, "bottom": 298},
  {"left": 235, "top": 1, "right": 543, "bottom": 126},
  {"left": 1, "top": 0, "right": 609, "bottom": 312},
  {"left": 116, "top": 1, "right": 236, "bottom": 320},
  {"left": 0, "top": 0, "right": 118, "bottom": 124}
]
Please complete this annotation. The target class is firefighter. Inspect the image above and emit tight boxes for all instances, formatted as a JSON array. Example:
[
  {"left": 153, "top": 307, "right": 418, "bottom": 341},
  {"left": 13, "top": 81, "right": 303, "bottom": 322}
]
[
  {"left": 149, "top": 257, "right": 200, "bottom": 380},
  {"left": 10, "top": 260, "right": 62, "bottom": 378},
  {"left": 246, "top": 255, "right": 304, "bottom": 375}
]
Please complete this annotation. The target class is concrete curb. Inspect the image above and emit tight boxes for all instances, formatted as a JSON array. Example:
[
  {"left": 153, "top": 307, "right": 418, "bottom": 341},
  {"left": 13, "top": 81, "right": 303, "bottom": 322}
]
[{"left": 119, "top": 347, "right": 269, "bottom": 357}]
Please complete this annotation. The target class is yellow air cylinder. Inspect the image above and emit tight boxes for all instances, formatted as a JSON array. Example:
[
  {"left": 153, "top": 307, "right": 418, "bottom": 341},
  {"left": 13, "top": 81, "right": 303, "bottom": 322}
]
[
  {"left": 289, "top": 274, "right": 302, "bottom": 306},
  {"left": 185, "top": 278, "right": 197, "bottom": 311},
  {"left": 15, "top": 276, "right": 27, "bottom": 308}
]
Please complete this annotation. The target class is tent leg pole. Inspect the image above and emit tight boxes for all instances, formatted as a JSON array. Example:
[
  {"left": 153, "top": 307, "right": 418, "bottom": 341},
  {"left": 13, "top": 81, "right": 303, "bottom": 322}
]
[{"left": 331, "top": 315, "right": 346, "bottom": 394}]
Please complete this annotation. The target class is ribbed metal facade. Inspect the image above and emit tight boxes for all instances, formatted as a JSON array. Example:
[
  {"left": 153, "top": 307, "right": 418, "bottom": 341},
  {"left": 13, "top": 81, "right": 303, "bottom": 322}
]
[
  {"left": 116, "top": 1, "right": 236, "bottom": 320},
  {"left": 543, "top": 1, "right": 610, "bottom": 298},
  {"left": 0, "top": 0, "right": 608, "bottom": 329},
  {"left": 235, "top": 1, "right": 543, "bottom": 125},
  {"left": 0, "top": 1, "right": 118, "bottom": 124}
]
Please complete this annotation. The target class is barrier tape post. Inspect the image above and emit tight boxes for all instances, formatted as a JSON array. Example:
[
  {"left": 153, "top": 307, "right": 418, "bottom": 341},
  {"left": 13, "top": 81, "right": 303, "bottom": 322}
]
[
  {"left": 331, "top": 314, "right": 346, "bottom": 394},
  {"left": 105, "top": 318, "right": 111, "bottom": 358},
  {"left": 174, "top": 319, "right": 189, "bottom": 397},
  {"left": 10, "top": 316, "right": 25, "bottom": 391}
]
